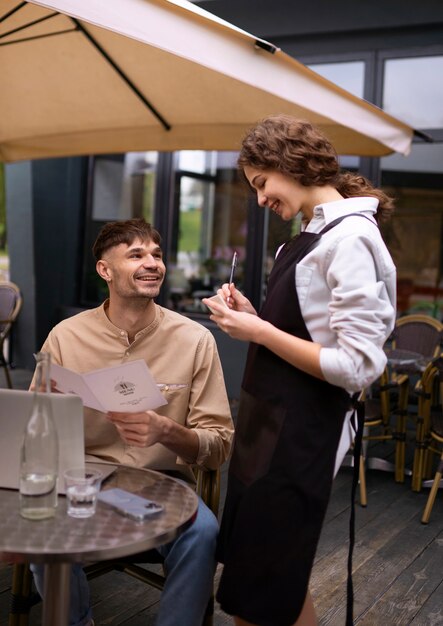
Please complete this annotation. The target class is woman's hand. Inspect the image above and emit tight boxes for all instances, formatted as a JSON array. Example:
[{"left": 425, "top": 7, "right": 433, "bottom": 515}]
[
  {"left": 217, "top": 283, "right": 257, "bottom": 315},
  {"left": 203, "top": 292, "right": 267, "bottom": 343},
  {"left": 204, "top": 286, "right": 324, "bottom": 378}
]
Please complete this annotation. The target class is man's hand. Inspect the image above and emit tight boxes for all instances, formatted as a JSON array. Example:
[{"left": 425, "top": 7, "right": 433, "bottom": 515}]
[
  {"left": 29, "top": 379, "right": 61, "bottom": 393},
  {"left": 106, "top": 410, "right": 200, "bottom": 462},
  {"left": 106, "top": 410, "right": 166, "bottom": 448}
]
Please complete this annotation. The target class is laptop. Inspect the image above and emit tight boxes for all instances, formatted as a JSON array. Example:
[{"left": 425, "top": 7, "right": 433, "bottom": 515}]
[{"left": 0, "top": 389, "right": 116, "bottom": 494}]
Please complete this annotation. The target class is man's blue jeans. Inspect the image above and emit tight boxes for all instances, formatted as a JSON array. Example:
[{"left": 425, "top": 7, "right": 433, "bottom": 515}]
[{"left": 31, "top": 497, "right": 218, "bottom": 626}]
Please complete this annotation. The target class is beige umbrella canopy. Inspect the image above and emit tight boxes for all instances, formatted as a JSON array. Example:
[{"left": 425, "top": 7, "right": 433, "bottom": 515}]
[{"left": 0, "top": 0, "right": 415, "bottom": 162}]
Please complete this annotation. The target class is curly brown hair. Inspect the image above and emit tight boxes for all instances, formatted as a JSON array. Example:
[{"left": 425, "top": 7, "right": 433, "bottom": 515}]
[{"left": 238, "top": 115, "right": 394, "bottom": 221}]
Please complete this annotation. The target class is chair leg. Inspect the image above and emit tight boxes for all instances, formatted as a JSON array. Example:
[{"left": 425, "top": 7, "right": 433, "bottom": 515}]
[
  {"left": 359, "top": 453, "right": 367, "bottom": 507},
  {"left": 412, "top": 432, "right": 426, "bottom": 492},
  {"left": 421, "top": 459, "right": 443, "bottom": 524},
  {"left": 3, "top": 363, "right": 13, "bottom": 389},
  {"left": 394, "top": 378, "right": 411, "bottom": 483},
  {"left": 9, "top": 564, "right": 39, "bottom": 626}
]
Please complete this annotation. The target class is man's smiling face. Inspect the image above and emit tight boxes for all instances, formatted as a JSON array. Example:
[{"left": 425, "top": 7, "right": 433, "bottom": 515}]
[{"left": 100, "top": 237, "right": 166, "bottom": 301}]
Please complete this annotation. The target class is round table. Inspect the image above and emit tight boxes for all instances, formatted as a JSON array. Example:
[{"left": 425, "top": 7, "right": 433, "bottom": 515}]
[
  {"left": 385, "top": 348, "right": 428, "bottom": 372},
  {"left": 0, "top": 464, "right": 198, "bottom": 626}
]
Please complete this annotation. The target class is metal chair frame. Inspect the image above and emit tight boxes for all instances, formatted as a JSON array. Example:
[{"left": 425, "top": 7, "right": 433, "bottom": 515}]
[
  {"left": 378, "top": 315, "right": 443, "bottom": 480},
  {"left": 421, "top": 429, "right": 443, "bottom": 524},
  {"left": 354, "top": 367, "right": 409, "bottom": 507},
  {"left": 347, "top": 314, "right": 443, "bottom": 506},
  {"left": 410, "top": 357, "right": 443, "bottom": 522},
  {"left": 0, "top": 281, "right": 22, "bottom": 389}
]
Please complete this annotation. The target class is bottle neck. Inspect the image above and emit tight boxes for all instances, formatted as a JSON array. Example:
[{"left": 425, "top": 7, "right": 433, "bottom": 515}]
[{"left": 34, "top": 353, "right": 51, "bottom": 394}]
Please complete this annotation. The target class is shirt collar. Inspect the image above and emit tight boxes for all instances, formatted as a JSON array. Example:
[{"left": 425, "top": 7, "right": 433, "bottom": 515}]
[
  {"left": 305, "top": 197, "right": 378, "bottom": 232},
  {"left": 99, "top": 299, "right": 162, "bottom": 340}
]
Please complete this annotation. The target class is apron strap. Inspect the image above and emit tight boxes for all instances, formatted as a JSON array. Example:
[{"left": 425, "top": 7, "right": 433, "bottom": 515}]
[
  {"left": 346, "top": 393, "right": 365, "bottom": 626},
  {"left": 319, "top": 212, "right": 377, "bottom": 236}
]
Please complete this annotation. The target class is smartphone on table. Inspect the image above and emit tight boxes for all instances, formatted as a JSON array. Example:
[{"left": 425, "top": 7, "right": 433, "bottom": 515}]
[{"left": 97, "top": 487, "right": 163, "bottom": 521}]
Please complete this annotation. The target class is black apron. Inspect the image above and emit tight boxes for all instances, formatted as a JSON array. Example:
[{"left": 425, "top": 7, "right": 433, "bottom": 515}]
[{"left": 216, "top": 217, "right": 362, "bottom": 626}]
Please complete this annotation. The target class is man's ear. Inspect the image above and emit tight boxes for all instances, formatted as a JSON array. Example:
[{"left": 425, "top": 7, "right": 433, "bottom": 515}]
[{"left": 96, "top": 260, "right": 111, "bottom": 282}]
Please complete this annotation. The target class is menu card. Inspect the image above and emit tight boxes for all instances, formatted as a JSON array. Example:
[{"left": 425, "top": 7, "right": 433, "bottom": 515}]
[{"left": 50, "top": 359, "right": 167, "bottom": 413}]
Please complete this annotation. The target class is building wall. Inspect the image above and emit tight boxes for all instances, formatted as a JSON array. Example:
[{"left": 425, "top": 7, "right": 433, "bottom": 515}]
[
  {"left": 6, "top": 158, "right": 87, "bottom": 369},
  {"left": 197, "top": 1, "right": 443, "bottom": 47}
]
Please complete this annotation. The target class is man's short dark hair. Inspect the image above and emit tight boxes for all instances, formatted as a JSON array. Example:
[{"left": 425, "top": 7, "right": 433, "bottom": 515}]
[{"left": 92, "top": 218, "right": 162, "bottom": 261}]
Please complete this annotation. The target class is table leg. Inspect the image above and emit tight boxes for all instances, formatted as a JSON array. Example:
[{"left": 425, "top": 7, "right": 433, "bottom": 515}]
[{"left": 42, "top": 563, "right": 71, "bottom": 626}]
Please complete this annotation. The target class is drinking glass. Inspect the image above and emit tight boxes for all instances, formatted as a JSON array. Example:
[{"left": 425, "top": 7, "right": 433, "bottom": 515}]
[{"left": 64, "top": 468, "right": 103, "bottom": 518}]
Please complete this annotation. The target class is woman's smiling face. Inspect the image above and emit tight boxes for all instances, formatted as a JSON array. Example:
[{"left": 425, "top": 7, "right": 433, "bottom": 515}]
[{"left": 244, "top": 165, "right": 313, "bottom": 222}]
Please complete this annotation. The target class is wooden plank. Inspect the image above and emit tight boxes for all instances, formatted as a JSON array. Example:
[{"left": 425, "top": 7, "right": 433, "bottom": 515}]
[
  {"left": 316, "top": 472, "right": 406, "bottom": 563},
  {"left": 0, "top": 563, "right": 11, "bottom": 592},
  {"left": 89, "top": 568, "right": 161, "bottom": 624},
  {"left": 409, "top": 579, "right": 443, "bottom": 625},
  {"left": 311, "top": 489, "right": 434, "bottom": 622},
  {"left": 315, "top": 504, "right": 443, "bottom": 624},
  {"left": 358, "top": 531, "right": 443, "bottom": 624}
]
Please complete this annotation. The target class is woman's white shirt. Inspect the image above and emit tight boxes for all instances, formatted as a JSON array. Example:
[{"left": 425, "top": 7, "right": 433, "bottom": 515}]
[
  {"left": 294, "top": 196, "right": 396, "bottom": 393},
  {"left": 282, "top": 196, "right": 396, "bottom": 475}
]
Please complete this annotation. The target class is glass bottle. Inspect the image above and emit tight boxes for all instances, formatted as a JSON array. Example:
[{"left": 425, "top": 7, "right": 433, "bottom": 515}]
[{"left": 19, "top": 352, "right": 59, "bottom": 520}]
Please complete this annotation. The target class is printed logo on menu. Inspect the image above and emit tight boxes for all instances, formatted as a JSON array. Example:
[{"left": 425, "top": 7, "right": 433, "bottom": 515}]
[{"left": 114, "top": 381, "right": 136, "bottom": 396}]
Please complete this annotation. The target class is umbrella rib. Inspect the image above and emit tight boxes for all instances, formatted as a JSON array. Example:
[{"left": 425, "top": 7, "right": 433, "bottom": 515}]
[
  {"left": 72, "top": 17, "right": 171, "bottom": 132},
  {"left": 0, "top": 1, "right": 26, "bottom": 24},
  {"left": 413, "top": 129, "right": 434, "bottom": 143},
  {"left": 0, "top": 27, "right": 77, "bottom": 47},
  {"left": 0, "top": 11, "right": 59, "bottom": 39}
]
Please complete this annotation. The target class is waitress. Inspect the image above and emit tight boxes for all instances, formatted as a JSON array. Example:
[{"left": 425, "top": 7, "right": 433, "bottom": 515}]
[{"left": 204, "top": 114, "right": 396, "bottom": 626}]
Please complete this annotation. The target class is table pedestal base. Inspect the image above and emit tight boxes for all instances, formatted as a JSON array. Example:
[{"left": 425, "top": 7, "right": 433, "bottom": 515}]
[{"left": 43, "top": 563, "right": 71, "bottom": 626}]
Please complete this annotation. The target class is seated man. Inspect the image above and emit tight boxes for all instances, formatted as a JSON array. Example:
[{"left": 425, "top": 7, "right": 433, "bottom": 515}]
[{"left": 32, "top": 218, "right": 234, "bottom": 626}]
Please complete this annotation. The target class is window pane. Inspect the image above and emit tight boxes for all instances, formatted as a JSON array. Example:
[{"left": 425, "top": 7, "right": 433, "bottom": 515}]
[
  {"left": 177, "top": 176, "right": 208, "bottom": 282},
  {"left": 381, "top": 142, "right": 443, "bottom": 174},
  {"left": 381, "top": 151, "right": 443, "bottom": 318},
  {"left": 83, "top": 152, "right": 158, "bottom": 304},
  {"left": 309, "top": 60, "right": 364, "bottom": 169},
  {"left": 383, "top": 56, "right": 443, "bottom": 128},
  {"left": 178, "top": 150, "right": 217, "bottom": 175},
  {"left": 168, "top": 154, "right": 247, "bottom": 314},
  {"left": 380, "top": 200, "right": 443, "bottom": 318},
  {"left": 308, "top": 61, "right": 365, "bottom": 98},
  {"left": 91, "top": 152, "right": 158, "bottom": 223}
]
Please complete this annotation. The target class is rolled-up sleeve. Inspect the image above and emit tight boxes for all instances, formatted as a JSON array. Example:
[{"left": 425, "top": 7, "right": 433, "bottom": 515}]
[
  {"left": 319, "top": 234, "right": 395, "bottom": 391},
  {"left": 179, "top": 331, "right": 234, "bottom": 469}
]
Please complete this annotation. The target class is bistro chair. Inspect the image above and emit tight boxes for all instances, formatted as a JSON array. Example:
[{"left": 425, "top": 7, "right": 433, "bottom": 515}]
[
  {"left": 421, "top": 415, "right": 443, "bottom": 523},
  {"left": 0, "top": 281, "right": 22, "bottom": 389},
  {"left": 347, "top": 315, "right": 443, "bottom": 505},
  {"left": 349, "top": 366, "right": 409, "bottom": 507},
  {"left": 410, "top": 359, "right": 438, "bottom": 492},
  {"left": 368, "top": 314, "right": 443, "bottom": 476},
  {"left": 9, "top": 467, "right": 220, "bottom": 626},
  {"left": 390, "top": 313, "right": 443, "bottom": 375},
  {"left": 409, "top": 356, "right": 443, "bottom": 523}
]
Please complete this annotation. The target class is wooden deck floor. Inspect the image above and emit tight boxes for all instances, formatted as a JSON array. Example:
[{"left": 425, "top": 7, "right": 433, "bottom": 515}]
[{"left": 1, "top": 369, "right": 442, "bottom": 625}]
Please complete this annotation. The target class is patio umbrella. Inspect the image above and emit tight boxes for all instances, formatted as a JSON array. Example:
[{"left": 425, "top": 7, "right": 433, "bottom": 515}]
[{"left": 0, "top": 0, "right": 416, "bottom": 162}]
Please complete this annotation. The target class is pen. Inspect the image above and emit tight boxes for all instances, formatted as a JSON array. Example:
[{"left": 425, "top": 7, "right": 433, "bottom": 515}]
[
  {"left": 227, "top": 251, "right": 238, "bottom": 304},
  {"left": 228, "top": 251, "right": 238, "bottom": 285}
]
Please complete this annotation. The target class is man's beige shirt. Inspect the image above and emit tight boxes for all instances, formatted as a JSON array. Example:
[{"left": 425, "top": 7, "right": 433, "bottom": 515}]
[{"left": 41, "top": 302, "right": 233, "bottom": 482}]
